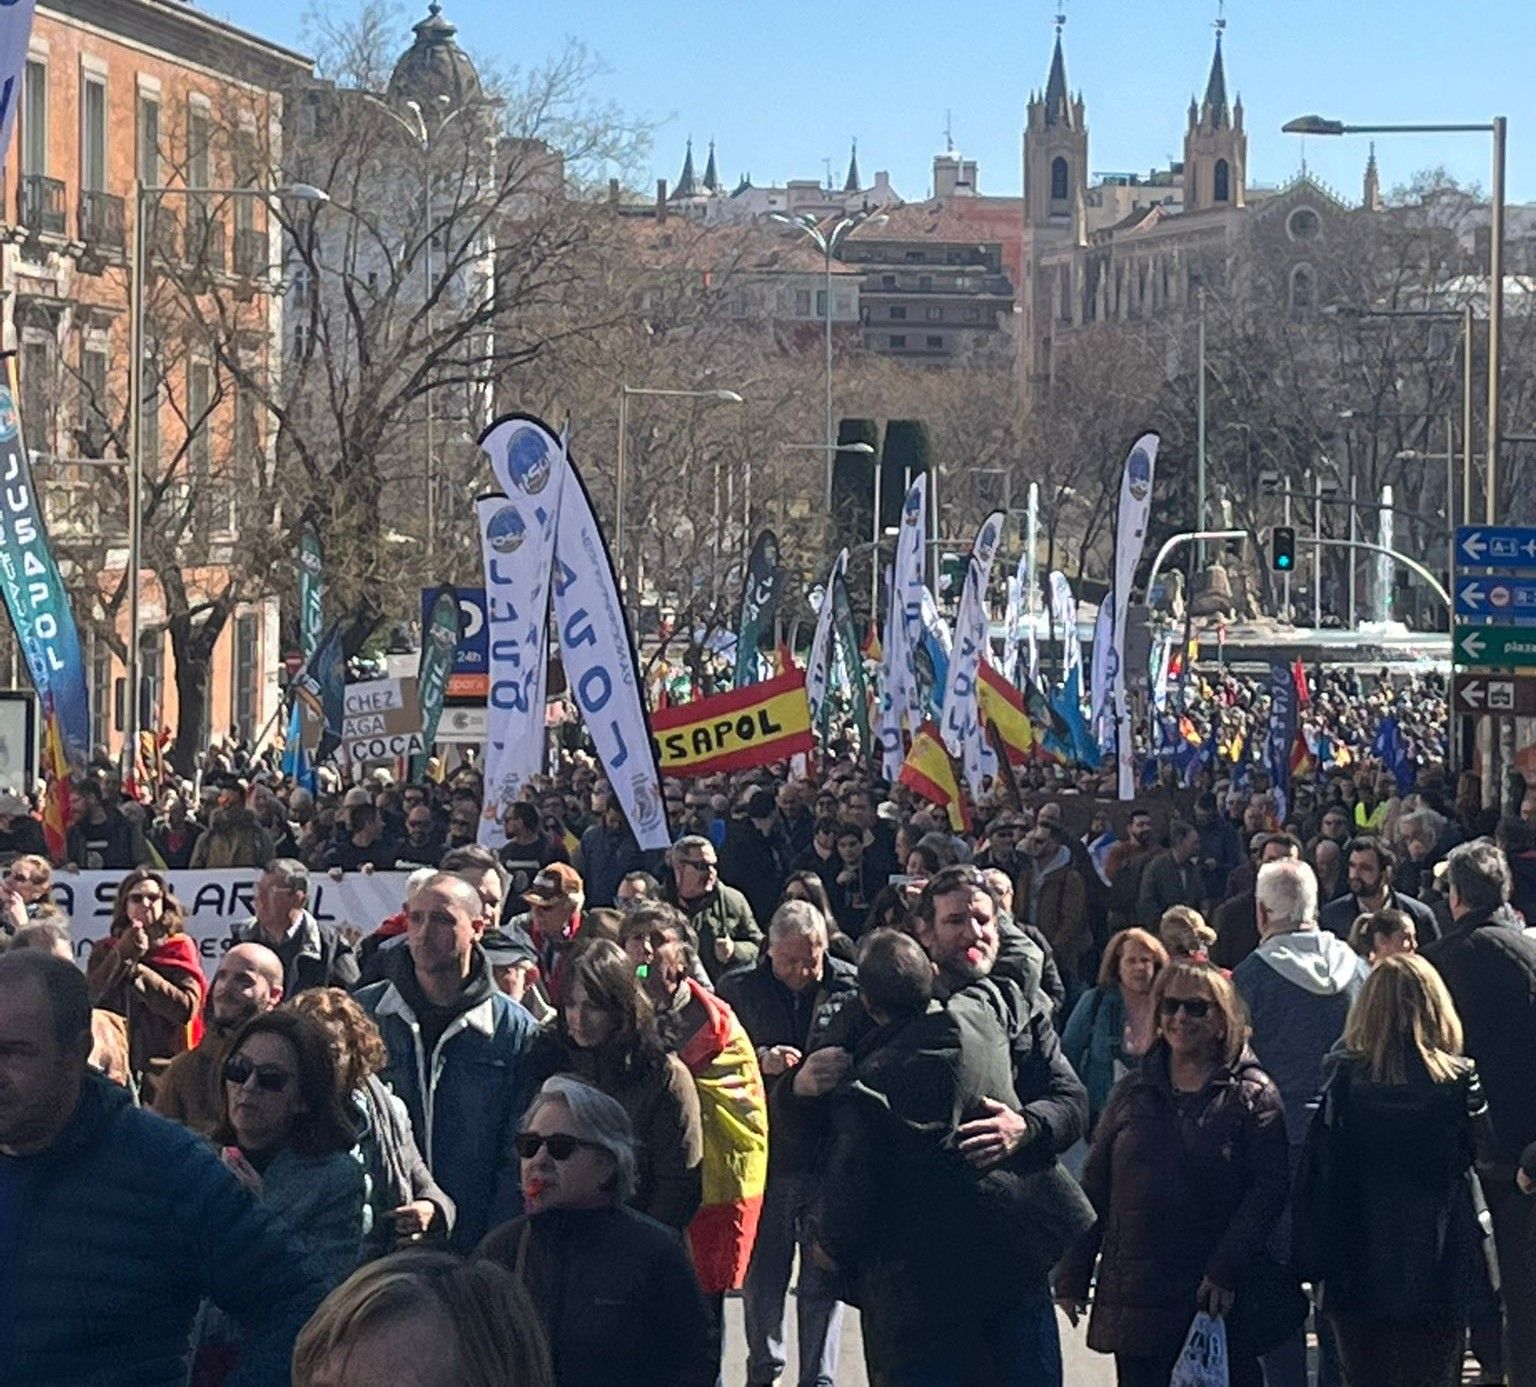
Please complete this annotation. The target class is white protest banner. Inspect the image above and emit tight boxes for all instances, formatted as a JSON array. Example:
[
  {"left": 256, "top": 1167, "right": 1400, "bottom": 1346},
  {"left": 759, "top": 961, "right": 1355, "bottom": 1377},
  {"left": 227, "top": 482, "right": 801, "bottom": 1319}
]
[
  {"left": 1109, "top": 432, "right": 1160, "bottom": 800},
  {"left": 940, "top": 511, "right": 1005, "bottom": 799},
  {"left": 476, "top": 415, "right": 567, "bottom": 849},
  {"left": 55, "top": 870, "right": 413, "bottom": 971},
  {"left": 342, "top": 676, "right": 423, "bottom": 761},
  {"left": 805, "top": 548, "right": 847, "bottom": 733}
]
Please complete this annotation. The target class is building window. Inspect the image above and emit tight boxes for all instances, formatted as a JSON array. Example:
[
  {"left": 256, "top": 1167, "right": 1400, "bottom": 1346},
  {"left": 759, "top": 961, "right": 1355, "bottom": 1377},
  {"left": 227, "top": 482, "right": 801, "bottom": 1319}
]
[
  {"left": 187, "top": 105, "right": 211, "bottom": 188},
  {"left": 91, "top": 637, "right": 112, "bottom": 744},
  {"left": 79, "top": 345, "right": 108, "bottom": 456},
  {"left": 889, "top": 305, "right": 907, "bottom": 320},
  {"left": 890, "top": 334, "right": 907, "bottom": 349},
  {"left": 81, "top": 75, "right": 107, "bottom": 194},
  {"left": 138, "top": 629, "right": 163, "bottom": 730},
  {"left": 794, "top": 289, "right": 811, "bottom": 315},
  {"left": 21, "top": 61, "right": 46, "bottom": 177},
  {"left": 880, "top": 274, "right": 896, "bottom": 288},
  {"left": 142, "top": 359, "right": 161, "bottom": 476},
  {"left": 1214, "top": 158, "right": 1230, "bottom": 204},
  {"left": 1289, "top": 263, "right": 1317, "bottom": 319},
  {"left": 20, "top": 341, "right": 52, "bottom": 454},
  {"left": 919, "top": 275, "right": 932, "bottom": 291},
  {"left": 964, "top": 307, "right": 982, "bottom": 322},
  {"left": 834, "top": 293, "right": 853, "bottom": 316},
  {"left": 1287, "top": 206, "right": 1321, "bottom": 242},
  {"left": 926, "top": 306, "right": 942, "bottom": 321},
  {"left": 815, "top": 288, "right": 828, "bottom": 319},
  {"left": 904, "top": 250, "right": 924, "bottom": 262},
  {"left": 1051, "top": 156, "right": 1069, "bottom": 200},
  {"left": 926, "top": 335, "right": 944, "bottom": 350},
  {"left": 137, "top": 95, "right": 160, "bottom": 186},
  {"left": 233, "top": 612, "right": 258, "bottom": 742},
  {"left": 187, "top": 361, "right": 212, "bottom": 485}
]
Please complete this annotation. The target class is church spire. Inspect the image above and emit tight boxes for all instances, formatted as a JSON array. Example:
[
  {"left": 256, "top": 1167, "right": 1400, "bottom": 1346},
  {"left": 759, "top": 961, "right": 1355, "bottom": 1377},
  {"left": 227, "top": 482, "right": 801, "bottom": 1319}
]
[
  {"left": 843, "top": 138, "right": 861, "bottom": 193},
  {"left": 672, "top": 138, "right": 698, "bottom": 199},
  {"left": 702, "top": 139, "right": 720, "bottom": 193},
  {"left": 1202, "top": 24, "right": 1230, "bottom": 129},
  {"left": 1363, "top": 142, "right": 1383, "bottom": 211},
  {"left": 1043, "top": 10, "right": 1072, "bottom": 128}
]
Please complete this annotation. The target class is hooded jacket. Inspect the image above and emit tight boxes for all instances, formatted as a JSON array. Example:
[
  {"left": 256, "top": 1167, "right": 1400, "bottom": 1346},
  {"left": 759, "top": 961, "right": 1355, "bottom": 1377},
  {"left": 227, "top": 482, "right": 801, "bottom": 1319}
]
[
  {"left": 2, "top": 1071, "right": 325, "bottom": 1385},
  {"left": 356, "top": 941, "right": 540, "bottom": 1250},
  {"left": 1233, "top": 928, "right": 1368, "bottom": 1141}
]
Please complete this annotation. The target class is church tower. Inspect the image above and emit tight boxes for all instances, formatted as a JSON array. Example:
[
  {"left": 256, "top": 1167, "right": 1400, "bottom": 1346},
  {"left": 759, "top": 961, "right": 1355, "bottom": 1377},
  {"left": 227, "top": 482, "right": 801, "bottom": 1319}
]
[
  {"left": 1182, "top": 19, "right": 1246, "bottom": 212},
  {"left": 1023, "top": 14, "right": 1087, "bottom": 229}
]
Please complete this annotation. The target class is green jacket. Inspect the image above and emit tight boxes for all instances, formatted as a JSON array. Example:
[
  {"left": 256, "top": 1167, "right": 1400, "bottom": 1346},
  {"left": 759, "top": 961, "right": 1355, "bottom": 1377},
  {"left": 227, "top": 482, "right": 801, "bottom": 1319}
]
[{"left": 678, "top": 883, "right": 763, "bottom": 981}]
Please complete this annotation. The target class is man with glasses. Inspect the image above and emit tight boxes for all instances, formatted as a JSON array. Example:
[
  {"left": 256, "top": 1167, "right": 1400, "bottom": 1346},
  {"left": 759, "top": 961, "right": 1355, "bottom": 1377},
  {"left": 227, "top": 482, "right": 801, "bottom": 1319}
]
[
  {"left": 668, "top": 834, "right": 762, "bottom": 983},
  {"left": 395, "top": 803, "right": 445, "bottom": 871},
  {"left": 357, "top": 872, "right": 541, "bottom": 1251},
  {"left": 227, "top": 858, "right": 359, "bottom": 997},
  {"left": 497, "top": 801, "right": 568, "bottom": 901},
  {"left": 616, "top": 870, "right": 660, "bottom": 912}
]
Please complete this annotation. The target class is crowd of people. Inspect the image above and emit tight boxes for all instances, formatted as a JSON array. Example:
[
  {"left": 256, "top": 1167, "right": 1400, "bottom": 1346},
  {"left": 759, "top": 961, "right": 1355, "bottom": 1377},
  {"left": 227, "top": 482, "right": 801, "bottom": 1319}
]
[{"left": 3, "top": 661, "right": 1536, "bottom": 1387}]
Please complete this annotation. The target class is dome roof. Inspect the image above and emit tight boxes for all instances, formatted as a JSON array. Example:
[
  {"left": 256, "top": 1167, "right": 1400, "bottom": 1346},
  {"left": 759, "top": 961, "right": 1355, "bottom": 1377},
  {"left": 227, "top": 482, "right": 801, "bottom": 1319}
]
[{"left": 387, "top": 2, "right": 482, "bottom": 109}]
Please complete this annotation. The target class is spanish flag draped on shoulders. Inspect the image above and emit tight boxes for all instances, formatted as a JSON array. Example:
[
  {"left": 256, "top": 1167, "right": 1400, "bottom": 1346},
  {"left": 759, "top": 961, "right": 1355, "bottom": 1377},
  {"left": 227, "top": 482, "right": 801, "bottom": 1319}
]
[{"left": 674, "top": 978, "right": 769, "bottom": 1294}]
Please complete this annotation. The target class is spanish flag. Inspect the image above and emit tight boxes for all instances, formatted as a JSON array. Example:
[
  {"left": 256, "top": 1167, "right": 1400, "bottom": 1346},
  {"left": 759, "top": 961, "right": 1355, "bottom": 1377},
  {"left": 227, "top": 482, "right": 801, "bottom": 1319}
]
[
  {"left": 976, "top": 661, "right": 1037, "bottom": 765},
  {"left": 899, "top": 721, "right": 971, "bottom": 832},
  {"left": 40, "top": 703, "right": 71, "bottom": 862}
]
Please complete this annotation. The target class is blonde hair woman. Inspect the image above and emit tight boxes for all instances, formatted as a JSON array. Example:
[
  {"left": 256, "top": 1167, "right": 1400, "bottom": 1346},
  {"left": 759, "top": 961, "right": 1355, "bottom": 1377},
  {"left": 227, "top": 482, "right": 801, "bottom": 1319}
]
[
  {"left": 1295, "top": 955, "right": 1492, "bottom": 1387},
  {"left": 292, "top": 1249, "right": 552, "bottom": 1386},
  {"left": 1158, "top": 905, "right": 1217, "bottom": 962}
]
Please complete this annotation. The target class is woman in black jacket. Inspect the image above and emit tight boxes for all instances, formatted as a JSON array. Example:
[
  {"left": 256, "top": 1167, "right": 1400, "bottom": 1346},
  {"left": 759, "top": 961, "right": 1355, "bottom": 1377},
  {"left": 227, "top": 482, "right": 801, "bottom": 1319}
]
[
  {"left": 1295, "top": 953, "right": 1492, "bottom": 1387},
  {"left": 477, "top": 1074, "right": 716, "bottom": 1387},
  {"left": 1055, "top": 960, "right": 1290, "bottom": 1387}
]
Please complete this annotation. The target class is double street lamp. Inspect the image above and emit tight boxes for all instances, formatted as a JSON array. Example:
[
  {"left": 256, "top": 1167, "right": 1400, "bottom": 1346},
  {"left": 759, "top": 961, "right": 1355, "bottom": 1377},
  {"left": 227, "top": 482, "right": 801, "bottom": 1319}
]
[
  {"left": 1283, "top": 113, "right": 1506, "bottom": 523},
  {"left": 126, "top": 180, "right": 329, "bottom": 773}
]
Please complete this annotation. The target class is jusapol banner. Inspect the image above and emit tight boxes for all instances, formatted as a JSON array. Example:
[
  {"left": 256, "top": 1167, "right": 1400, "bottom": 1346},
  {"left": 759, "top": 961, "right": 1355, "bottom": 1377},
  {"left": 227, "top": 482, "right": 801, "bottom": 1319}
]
[{"left": 651, "top": 670, "right": 813, "bottom": 776}]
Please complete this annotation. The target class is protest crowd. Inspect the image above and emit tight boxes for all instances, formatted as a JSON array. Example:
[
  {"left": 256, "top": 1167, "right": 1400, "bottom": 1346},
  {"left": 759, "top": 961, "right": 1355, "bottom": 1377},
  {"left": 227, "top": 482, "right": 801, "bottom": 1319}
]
[{"left": 4, "top": 651, "right": 1536, "bottom": 1387}]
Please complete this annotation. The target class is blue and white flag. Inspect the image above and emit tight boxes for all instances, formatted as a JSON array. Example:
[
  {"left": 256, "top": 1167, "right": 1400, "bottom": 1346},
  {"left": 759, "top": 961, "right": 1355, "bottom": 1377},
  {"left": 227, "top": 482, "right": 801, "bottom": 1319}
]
[
  {"left": 1109, "top": 433, "right": 1160, "bottom": 799},
  {"left": 552, "top": 456, "right": 670, "bottom": 852},
  {"left": 476, "top": 415, "right": 567, "bottom": 849},
  {"left": 0, "top": 360, "right": 89, "bottom": 766},
  {"left": 940, "top": 511, "right": 1004, "bottom": 799},
  {"left": 1048, "top": 570, "right": 1079, "bottom": 692},
  {"left": 917, "top": 584, "right": 952, "bottom": 717},
  {"left": 877, "top": 476, "right": 928, "bottom": 778},
  {"left": 806, "top": 549, "right": 846, "bottom": 733},
  {"left": 1371, "top": 714, "right": 1416, "bottom": 796},
  {"left": 1265, "top": 658, "right": 1298, "bottom": 824}
]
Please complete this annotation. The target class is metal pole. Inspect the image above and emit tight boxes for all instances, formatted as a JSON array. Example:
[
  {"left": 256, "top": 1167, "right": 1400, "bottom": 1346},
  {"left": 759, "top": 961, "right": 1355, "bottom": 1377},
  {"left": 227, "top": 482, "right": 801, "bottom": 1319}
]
[
  {"left": 1462, "top": 302, "right": 1475, "bottom": 520},
  {"left": 1196, "top": 286, "right": 1207, "bottom": 567},
  {"left": 125, "top": 182, "right": 147, "bottom": 773},
  {"left": 1282, "top": 480, "right": 1292, "bottom": 619},
  {"left": 1025, "top": 481, "right": 1039, "bottom": 619},
  {"left": 615, "top": 386, "right": 628, "bottom": 601},
  {"left": 823, "top": 232, "right": 835, "bottom": 510},
  {"left": 870, "top": 451, "right": 882, "bottom": 620},
  {"left": 1487, "top": 117, "right": 1505, "bottom": 523},
  {"left": 423, "top": 149, "right": 435, "bottom": 550},
  {"left": 1348, "top": 473, "right": 1358, "bottom": 630},
  {"left": 1312, "top": 471, "right": 1323, "bottom": 630}
]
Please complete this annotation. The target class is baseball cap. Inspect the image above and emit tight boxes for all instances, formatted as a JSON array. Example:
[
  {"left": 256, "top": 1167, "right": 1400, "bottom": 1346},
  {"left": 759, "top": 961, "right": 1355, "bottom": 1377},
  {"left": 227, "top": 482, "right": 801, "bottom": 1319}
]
[{"left": 524, "top": 862, "right": 583, "bottom": 903}]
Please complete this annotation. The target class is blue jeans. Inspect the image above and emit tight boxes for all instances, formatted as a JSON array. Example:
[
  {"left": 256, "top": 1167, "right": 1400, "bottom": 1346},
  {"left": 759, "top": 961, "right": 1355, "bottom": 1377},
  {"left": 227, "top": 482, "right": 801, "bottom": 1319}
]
[
  {"left": 879, "top": 1285, "right": 1062, "bottom": 1387},
  {"left": 741, "top": 1173, "right": 843, "bottom": 1387}
]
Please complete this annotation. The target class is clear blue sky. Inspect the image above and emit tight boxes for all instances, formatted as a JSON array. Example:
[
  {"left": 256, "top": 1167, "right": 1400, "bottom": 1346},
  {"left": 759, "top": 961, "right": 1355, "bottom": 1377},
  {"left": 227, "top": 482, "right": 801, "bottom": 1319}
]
[{"left": 204, "top": 0, "right": 1536, "bottom": 204}]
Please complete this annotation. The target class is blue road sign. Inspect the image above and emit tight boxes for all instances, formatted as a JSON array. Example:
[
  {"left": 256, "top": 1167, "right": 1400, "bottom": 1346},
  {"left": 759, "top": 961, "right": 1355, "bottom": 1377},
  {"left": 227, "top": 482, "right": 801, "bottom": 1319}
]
[
  {"left": 1457, "top": 526, "right": 1536, "bottom": 570},
  {"left": 1455, "top": 576, "right": 1536, "bottom": 620},
  {"left": 421, "top": 587, "right": 486, "bottom": 698}
]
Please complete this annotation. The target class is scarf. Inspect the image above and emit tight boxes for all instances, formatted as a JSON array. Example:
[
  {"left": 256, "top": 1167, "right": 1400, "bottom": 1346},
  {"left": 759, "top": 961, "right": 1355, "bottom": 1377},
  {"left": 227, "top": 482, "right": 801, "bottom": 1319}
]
[{"left": 141, "top": 932, "right": 208, "bottom": 1048}]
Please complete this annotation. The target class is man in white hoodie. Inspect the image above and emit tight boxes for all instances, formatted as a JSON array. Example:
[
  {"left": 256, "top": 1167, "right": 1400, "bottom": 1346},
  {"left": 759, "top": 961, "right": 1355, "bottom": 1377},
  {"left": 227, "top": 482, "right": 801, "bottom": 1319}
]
[{"left": 1235, "top": 856, "right": 1366, "bottom": 1387}]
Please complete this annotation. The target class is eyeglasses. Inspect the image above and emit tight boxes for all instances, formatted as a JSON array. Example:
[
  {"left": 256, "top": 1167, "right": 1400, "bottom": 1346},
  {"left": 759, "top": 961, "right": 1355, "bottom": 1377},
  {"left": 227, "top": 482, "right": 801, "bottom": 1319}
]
[
  {"left": 223, "top": 1056, "right": 294, "bottom": 1093},
  {"left": 126, "top": 891, "right": 163, "bottom": 907},
  {"left": 7, "top": 871, "right": 45, "bottom": 886},
  {"left": 515, "top": 1132, "right": 604, "bottom": 1161},
  {"left": 675, "top": 858, "right": 713, "bottom": 872},
  {"left": 1158, "top": 996, "right": 1212, "bottom": 1019}
]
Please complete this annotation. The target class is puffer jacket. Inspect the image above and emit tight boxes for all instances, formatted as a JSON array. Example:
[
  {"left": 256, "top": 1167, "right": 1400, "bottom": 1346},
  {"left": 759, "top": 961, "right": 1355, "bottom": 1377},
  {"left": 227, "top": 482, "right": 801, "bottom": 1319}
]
[
  {"left": 1055, "top": 1046, "right": 1290, "bottom": 1360},
  {"left": 356, "top": 943, "right": 540, "bottom": 1250},
  {"left": 1, "top": 1071, "right": 326, "bottom": 1386}
]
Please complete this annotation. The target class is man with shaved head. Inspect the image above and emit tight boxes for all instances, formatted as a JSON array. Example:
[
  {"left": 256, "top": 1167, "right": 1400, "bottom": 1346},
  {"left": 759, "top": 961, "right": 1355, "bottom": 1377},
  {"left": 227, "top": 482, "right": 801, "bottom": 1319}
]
[
  {"left": 155, "top": 941, "right": 285, "bottom": 1137},
  {"left": 357, "top": 871, "right": 540, "bottom": 1250}
]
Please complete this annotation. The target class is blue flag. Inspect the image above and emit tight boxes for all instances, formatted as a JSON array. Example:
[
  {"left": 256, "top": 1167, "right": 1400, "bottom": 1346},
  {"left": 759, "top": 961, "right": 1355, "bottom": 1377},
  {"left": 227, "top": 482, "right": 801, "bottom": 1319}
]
[
  {"left": 281, "top": 700, "right": 316, "bottom": 794},
  {"left": 1265, "top": 659, "right": 1297, "bottom": 824},
  {"left": 1371, "top": 715, "right": 1416, "bottom": 796}
]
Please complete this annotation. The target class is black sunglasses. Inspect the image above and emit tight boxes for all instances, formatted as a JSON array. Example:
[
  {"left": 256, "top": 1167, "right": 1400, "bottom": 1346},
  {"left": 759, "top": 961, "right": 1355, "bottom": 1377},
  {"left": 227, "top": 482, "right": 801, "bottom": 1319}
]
[
  {"left": 223, "top": 1056, "right": 294, "bottom": 1093},
  {"left": 515, "top": 1132, "right": 604, "bottom": 1161},
  {"left": 1158, "top": 996, "right": 1212, "bottom": 1019}
]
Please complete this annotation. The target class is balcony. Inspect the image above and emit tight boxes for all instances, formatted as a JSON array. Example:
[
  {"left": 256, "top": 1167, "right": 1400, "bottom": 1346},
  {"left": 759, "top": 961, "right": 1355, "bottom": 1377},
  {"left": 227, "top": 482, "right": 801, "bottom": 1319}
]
[
  {"left": 19, "top": 175, "right": 67, "bottom": 238},
  {"left": 233, "top": 227, "right": 267, "bottom": 279},
  {"left": 78, "top": 190, "right": 125, "bottom": 258}
]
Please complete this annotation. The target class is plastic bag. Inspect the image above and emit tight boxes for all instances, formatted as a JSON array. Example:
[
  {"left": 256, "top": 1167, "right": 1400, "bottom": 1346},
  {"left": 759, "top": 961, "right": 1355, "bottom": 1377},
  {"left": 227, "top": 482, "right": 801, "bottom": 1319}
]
[{"left": 1170, "top": 1311, "right": 1229, "bottom": 1387}]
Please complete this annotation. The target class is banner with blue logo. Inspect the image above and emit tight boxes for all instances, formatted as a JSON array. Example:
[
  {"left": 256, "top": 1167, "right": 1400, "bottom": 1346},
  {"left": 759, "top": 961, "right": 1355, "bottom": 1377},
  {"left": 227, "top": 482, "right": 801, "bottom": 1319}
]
[
  {"left": 1265, "top": 658, "right": 1297, "bottom": 823},
  {"left": 0, "top": 358, "right": 89, "bottom": 767},
  {"left": 734, "top": 529, "right": 785, "bottom": 688},
  {"left": 940, "top": 511, "right": 1004, "bottom": 799},
  {"left": 476, "top": 415, "right": 567, "bottom": 850},
  {"left": 1109, "top": 432, "right": 1160, "bottom": 800}
]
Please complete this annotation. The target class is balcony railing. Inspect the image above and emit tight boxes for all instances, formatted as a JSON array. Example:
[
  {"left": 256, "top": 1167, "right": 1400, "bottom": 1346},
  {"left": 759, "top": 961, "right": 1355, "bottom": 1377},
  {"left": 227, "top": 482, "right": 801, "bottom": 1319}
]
[
  {"left": 232, "top": 227, "right": 267, "bottom": 279},
  {"left": 19, "top": 174, "right": 67, "bottom": 237},
  {"left": 78, "top": 190, "right": 125, "bottom": 255}
]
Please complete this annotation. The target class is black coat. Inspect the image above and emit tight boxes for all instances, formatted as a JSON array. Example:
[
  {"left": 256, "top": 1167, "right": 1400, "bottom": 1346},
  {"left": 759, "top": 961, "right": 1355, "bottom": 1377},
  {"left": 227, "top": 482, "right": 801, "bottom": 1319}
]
[
  {"left": 478, "top": 1206, "right": 715, "bottom": 1387},
  {"left": 226, "top": 912, "right": 360, "bottom": 997},
  {"left": 1056, "top": 1047, "right": 1290, "bottom": 1360},
  {"left": 1422, "top": 903, "right": 1536, "bottom": 1162},
  {"left": 1318, "top": 888, "right": 1439, "bottom": 945},
  {"left": 1300, "top": 1055, "right": 1492, "bottom": 1318},
  {"left": 719, "top": 821, "right": 788, "bottom": 926}
]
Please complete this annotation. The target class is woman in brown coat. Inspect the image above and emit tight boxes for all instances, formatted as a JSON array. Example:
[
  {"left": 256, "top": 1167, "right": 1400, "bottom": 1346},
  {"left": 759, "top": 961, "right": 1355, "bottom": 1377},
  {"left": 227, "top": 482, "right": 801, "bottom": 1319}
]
[{"left": 86, "top": 867, "right": 206, "bottom": 1101}]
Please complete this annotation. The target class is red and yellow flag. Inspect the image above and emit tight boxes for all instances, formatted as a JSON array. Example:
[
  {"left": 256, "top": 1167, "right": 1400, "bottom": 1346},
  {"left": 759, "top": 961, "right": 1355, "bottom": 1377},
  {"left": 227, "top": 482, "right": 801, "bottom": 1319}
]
[
  {"left": 651, "top": 670, "right": 814, "bottom": 777},
  {"left": 977, "top": 661, "right": 1037, "bottom": 765},
  {"left": 899, "top": 721, "right": 971, "bottom": 832},
  {"left": 40, "top": 704, "right": 72, "bottom": 862}
]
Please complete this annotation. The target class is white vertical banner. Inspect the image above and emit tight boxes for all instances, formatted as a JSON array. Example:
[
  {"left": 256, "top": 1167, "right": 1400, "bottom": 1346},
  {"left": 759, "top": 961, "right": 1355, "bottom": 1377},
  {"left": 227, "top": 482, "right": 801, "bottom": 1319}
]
[
  {"left": 1023, "top": 482, "right": 1040, "bottom": 688},
  {"left": 1002, "top": 571, "right": 1022, "bottom": 685},
  {"left": 0, "top": 2, "right": 37, "bottom": 164},
  {"left": 806, "top": 548, "right": 847, "bottom": 730},
  {"left": 1109, "top": 433, "right": 1161, "bottom": 800},
  {"left": 1089, "top": 597, "right": 1114, "bottom": 739},
  {"left": 877, "top": 475, "right": 928, "bottom": 778},
  {"left": 552, "top": 458, "right": 671, "bottom": 852},
  {"left": 1378, "top": 483, "right": 1394, "bottom": 623},
  {"left": 1049, "top": 570, "right": 1080, "bottom": 690},
  {"left": 940, "top": 511, "right": 1005, "bottom": 800},
  {"left": 476, "top": 416, "right": 568, "bottom": 849}
]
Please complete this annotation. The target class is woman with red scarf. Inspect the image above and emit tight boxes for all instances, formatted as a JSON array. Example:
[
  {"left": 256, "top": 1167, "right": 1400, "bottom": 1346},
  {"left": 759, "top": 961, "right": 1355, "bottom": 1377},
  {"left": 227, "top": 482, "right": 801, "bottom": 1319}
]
[{"left": 86, "top": 867, "right": 206, "bottom": 1102}]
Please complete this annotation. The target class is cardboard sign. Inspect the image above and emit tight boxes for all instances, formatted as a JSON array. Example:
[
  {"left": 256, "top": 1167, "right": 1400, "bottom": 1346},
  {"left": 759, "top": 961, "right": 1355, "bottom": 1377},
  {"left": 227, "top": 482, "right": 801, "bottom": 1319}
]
[{"left": 342, "top": 676, "right": 424, "bottom": 760}]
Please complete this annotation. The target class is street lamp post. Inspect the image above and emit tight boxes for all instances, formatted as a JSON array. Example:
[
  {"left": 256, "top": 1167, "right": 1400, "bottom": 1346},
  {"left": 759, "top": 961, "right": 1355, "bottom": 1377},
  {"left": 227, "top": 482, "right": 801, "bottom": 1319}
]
[
  {"left": 615, "top": 384, "right": 744, "bottom": 610},
  {"left": 127, "top": 180, "right": 328, "bottom": 775},
  {"left": 769, "top": 210, "right": 887, "bottom": 508},
  {"left": 1283, "top": 114, "right": 1506, "bottom": 521}
]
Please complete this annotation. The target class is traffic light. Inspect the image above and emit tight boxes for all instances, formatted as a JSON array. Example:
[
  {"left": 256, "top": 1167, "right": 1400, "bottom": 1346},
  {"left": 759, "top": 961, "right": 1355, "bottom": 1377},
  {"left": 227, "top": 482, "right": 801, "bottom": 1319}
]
[{"left": 1271, "top": 526, "right": 1296, "bottom": 571}]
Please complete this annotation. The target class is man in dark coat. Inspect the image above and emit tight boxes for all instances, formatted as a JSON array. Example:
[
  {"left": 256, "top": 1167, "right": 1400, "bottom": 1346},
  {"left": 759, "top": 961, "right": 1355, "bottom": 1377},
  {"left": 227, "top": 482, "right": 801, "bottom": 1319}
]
[
  {"left": 720, "top": 789, "right": 790, "bottom": 928},
  {"left": 1423, "top": 839, "right": 1536, "bottom": 1385},
  {"left": 0, "top": 950, "right": 325, "bottom": 1384},
  {"left": 226, "top": 858, "right": 359, "bottom": 997},
  {"left": 1317, "top": 836, "right": 1438, "bottom": 945}
]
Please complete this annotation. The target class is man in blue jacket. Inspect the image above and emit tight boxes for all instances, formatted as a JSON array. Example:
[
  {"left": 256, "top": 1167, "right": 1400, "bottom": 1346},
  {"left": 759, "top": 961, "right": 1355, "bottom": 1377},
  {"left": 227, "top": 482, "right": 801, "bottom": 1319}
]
[
  {"left": 356, "top": 871, "right": 540, "bottom": 1250},
  {"left": 0, "top": 950, "right": 325, "bottom": 1385}
]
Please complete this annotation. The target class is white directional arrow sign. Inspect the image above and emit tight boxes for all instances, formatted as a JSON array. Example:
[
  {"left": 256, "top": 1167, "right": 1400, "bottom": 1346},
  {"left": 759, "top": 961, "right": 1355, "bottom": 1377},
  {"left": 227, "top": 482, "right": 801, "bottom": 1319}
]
[
  {"left": 1462, "top": 681, "right": 1486, "bottom": 709},
  {"left": 1459, "top": 630, "right": 1487, "bottom": 661},
  {"left": 1461, "top": 532, "right": 1488, "bottom": 563},
  {"left": 1456, "top": 526, "right": 1536, "bottom": 572}
]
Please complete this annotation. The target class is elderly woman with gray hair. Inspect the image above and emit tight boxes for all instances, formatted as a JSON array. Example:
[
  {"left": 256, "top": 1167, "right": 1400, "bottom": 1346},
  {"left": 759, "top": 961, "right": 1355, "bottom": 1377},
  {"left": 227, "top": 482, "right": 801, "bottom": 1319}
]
[{"left": 477, "top": 1074, "right": 716, "bottom": 1387}]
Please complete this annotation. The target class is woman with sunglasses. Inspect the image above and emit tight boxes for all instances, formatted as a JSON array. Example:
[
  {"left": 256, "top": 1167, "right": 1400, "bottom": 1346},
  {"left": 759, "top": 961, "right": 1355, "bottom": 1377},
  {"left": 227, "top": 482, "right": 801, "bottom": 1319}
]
[
  {"left": 85, "top": 867, "right": 206, "bottom": 1101},
  {"left": 1055, "top": 960, "right": 1289, "bottom": 1386},
  {"left": 542, "top": 937, "right": 704, "bottom": 1231},
  {"left": 477, "top": 1074, "right": 716, "bottom": 1387}
]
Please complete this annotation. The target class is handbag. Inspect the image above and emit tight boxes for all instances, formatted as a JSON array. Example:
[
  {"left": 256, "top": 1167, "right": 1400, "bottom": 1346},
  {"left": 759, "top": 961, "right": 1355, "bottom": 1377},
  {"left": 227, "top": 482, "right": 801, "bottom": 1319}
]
[{"left": 1226, "top": 1254, "right": 1310, "bottom": 1356}]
